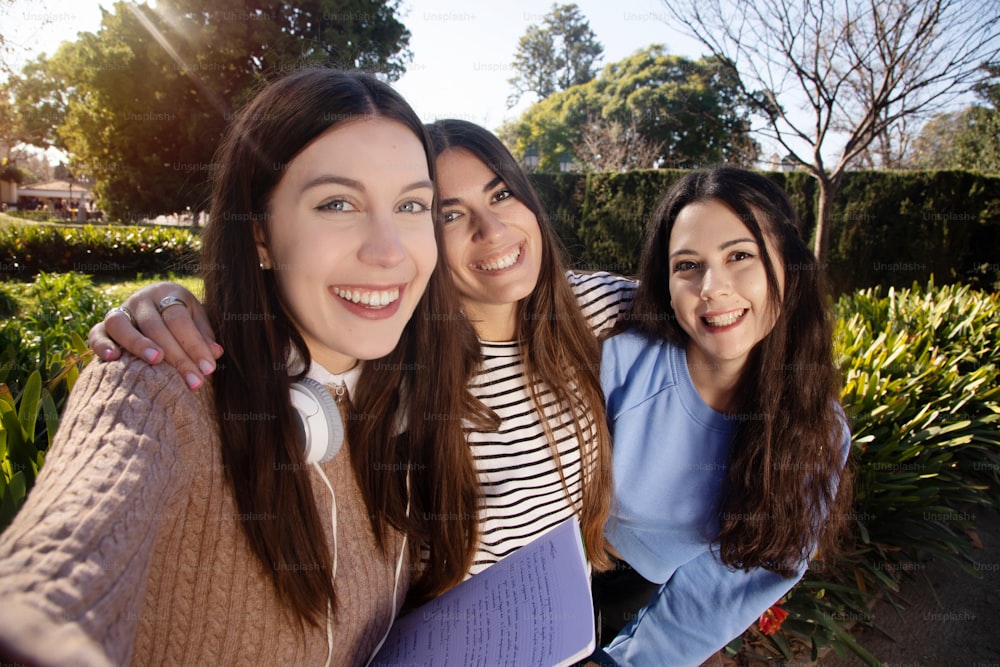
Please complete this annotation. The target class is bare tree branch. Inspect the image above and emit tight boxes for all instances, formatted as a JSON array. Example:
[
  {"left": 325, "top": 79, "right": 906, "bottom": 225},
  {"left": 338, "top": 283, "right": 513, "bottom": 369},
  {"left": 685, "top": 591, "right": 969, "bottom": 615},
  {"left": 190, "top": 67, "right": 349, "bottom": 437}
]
[
  {"left": 662, "top": 0, "right": 1000, "bottom": 260},
  {"left": 573, "top": 112, "right": 665, "bottom": 172}
]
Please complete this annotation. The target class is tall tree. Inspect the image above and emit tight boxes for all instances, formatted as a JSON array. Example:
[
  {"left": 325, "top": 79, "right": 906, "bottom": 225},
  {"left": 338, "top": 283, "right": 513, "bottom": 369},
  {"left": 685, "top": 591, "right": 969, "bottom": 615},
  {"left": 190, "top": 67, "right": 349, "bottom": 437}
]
[
  {"left": 507, "top": 3, "right": 603, "bottom": 107},
  {"left": 6, "top": 49, "right": 73, "bottom": 151},
  {"left": 12, "top": 0, "right": 412, "bottom": 219},
  {"left": 500, "top": 46, "right": 760, "bottom": 172},
  {"left": 906, "top": 64, "right": 1000, "bottom": 172},
  {"left": 662, "top": 0, "right": 1000, "bottom": 261}
]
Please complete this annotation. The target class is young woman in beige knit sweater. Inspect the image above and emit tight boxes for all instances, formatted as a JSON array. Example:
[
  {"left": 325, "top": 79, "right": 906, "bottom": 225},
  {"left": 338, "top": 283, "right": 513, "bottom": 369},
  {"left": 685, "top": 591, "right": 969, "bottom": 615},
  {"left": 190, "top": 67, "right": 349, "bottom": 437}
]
[{"left": 0, "top": 68, "right": 478, "bottom": 666}]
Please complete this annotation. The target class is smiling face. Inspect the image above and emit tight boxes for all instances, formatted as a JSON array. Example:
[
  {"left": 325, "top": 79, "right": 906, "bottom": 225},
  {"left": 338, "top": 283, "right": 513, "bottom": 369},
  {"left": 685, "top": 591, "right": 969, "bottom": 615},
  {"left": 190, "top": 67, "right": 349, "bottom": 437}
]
[
  {"left": 435, "top": 147, "right": 543, "bottom": 340},
  {"left": 258, "top": 117, "right": 437, "bottom": 373},
  {"left": 668, "top": 198, "right": 785, "bottom": 376}
]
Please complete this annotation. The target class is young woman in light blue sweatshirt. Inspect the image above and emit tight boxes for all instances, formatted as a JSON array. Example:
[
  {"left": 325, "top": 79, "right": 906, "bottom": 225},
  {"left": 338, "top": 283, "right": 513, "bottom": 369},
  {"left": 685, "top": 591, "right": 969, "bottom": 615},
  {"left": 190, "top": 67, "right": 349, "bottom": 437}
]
[{"left": 592, "top": 167, "right": 853, "bottom": 666}]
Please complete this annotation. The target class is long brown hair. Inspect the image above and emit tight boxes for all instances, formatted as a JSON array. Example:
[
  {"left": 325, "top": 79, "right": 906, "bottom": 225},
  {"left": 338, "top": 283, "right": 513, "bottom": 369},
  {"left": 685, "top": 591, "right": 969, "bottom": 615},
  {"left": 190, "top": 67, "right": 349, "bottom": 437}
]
[
  {"left": 202, "top": 68, "right": 477, "bottom": 624},
  {"left": 618, "top": 167, "right": 853, "bottom": 575},
  {"left": 426, "top": 119, "right": 614, "bottom": 571}
]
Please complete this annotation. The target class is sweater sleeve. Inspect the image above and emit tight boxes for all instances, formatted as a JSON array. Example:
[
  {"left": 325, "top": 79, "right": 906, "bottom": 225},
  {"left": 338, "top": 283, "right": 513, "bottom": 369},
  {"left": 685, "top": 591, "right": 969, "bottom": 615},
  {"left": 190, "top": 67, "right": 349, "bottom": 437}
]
[
  {"left": 604, "top": 548, "right": 806, "bottom": 666},
  {"left": 603, "top": 425, "right": 852, "bottom": 667},
  {"left": 0, "top": 355, "right": 198, "bottom": 667},
  {"left": 600, "top": 335, "right": 853, "bottom": 666}
]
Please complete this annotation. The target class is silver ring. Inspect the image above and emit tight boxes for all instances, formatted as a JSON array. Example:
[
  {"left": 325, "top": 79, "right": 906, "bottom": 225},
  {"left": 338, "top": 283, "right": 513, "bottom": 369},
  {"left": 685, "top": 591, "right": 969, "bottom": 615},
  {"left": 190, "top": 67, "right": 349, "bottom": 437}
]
[
  {"left": 105, "top": 306, "right": 137, "bottom": 328},
  {"left": 158, "top": 296, "right": 189, "bottom": 314}
]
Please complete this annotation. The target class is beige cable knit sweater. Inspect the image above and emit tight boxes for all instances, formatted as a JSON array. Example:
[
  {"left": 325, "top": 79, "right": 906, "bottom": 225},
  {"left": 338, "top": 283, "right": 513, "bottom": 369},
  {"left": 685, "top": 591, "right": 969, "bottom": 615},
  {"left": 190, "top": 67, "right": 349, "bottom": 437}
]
[{"left": 0, "top": 355, "right": 408, "bottom": 666}]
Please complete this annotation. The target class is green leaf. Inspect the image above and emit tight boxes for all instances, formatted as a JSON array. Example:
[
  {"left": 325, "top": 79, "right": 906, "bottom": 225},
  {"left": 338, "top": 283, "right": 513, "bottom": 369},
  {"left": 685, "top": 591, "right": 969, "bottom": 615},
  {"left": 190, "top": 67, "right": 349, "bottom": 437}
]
[
  {"left": 40, "top": 390, "right": 60, "bottom": 451},
  {"left": 18, "top": 370, "right": 42, "bottom": 443},
  {"left": 0, "top": 470, "right": 26, "bottom": 531}
]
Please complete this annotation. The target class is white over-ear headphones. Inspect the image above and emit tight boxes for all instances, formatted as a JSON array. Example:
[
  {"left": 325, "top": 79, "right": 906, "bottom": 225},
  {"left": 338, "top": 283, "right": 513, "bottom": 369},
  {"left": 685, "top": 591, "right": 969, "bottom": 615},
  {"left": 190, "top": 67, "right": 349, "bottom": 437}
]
[
  {"left": 289, "top": 377, "right": 345, "bottom": 463},
  {"left": 287, "top": 372, "right": 409, "bottom": 667}
]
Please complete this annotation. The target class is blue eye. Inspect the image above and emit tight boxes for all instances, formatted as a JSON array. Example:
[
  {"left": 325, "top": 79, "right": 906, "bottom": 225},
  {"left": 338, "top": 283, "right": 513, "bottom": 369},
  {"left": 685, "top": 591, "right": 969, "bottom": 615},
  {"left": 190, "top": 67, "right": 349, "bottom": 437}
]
[
  {"left": 316, "top": 199, "right": 355, "bottom": 212},
  {"left": 398, "top": 200, "right": 430, "bottom": 214}
]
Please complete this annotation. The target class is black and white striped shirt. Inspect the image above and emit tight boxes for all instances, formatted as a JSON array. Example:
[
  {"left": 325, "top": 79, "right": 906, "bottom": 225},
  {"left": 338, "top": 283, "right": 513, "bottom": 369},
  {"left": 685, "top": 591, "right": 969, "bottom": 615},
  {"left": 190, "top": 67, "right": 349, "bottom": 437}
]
[{"left": 466, "top": 271, "right": 636, "bottom": 574}]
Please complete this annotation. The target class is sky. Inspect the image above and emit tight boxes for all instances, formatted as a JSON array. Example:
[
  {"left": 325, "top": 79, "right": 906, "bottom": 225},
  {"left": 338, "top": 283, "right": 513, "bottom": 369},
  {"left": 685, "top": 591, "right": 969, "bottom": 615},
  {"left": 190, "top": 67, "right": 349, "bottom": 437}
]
[{"left": 3, "top": 0, "right": 707, "bottom": 132}]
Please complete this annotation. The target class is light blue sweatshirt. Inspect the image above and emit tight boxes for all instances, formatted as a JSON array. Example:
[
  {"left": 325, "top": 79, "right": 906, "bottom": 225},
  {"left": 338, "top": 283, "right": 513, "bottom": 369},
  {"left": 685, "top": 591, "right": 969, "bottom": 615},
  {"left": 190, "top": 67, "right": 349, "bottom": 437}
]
[{"left": 600, "top": 330, "right": 850, "bottom": 666}]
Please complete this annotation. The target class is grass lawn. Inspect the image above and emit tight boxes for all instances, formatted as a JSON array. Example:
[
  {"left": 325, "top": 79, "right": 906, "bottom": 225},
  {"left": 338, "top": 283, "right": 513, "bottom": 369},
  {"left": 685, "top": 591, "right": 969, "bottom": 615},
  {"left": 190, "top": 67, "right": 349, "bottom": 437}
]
[
  {"left": 96, "top": 273, "right": 204, "bottom": 303},
  {"left": 0, "top": 272, "right": 203, "bottom": 314}
]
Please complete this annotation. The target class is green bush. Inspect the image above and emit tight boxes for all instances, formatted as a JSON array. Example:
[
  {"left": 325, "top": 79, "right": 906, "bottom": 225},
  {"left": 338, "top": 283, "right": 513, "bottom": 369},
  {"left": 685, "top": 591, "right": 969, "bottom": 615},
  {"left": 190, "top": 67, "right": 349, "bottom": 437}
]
[
  {"left": 0, "top": 272, "right": 113, "bottom": 392},
  {"left": 531, "top": 172, "right": 588, "bottom": 262},
  {"left": 0, "top": 273, "right": 113, "bottom": 530},
  {"left": 0, "top": 360, "right": 82, "bottom": 532},
  {"left": 0, "top": 223, "right": 202, "bottom": 279},
  {"left": 576, "top": 170, "right": 685, "bottom": 275},
  {"left": 737, "top": 281, "right": 1000, "bottom": 664}
]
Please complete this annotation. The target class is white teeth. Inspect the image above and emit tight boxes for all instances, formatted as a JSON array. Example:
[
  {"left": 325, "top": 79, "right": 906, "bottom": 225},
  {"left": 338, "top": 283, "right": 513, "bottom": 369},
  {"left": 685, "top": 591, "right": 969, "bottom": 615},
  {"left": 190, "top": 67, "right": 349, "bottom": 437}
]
[
  {"left": 476, "top": 247, "right": 521, "bottom": 271},
  {"left": 704, "top": 310, "right": 744, "bottom": 327},
  {"left": 333, "top": 287, "right": 400, "bottom": 307}
]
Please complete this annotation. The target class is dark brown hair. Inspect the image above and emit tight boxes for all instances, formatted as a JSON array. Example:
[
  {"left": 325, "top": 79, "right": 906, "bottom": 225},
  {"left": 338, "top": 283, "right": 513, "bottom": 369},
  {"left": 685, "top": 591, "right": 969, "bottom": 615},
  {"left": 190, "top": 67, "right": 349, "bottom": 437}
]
[
  {"left": 426, "top": 119, "right": 614, "bottom": 570},
  {"left": 201, "top": 68, "right": 477, "bottom": 624},
  {"left": 618, "top": 166, "right": 853, "bottom": 575}
]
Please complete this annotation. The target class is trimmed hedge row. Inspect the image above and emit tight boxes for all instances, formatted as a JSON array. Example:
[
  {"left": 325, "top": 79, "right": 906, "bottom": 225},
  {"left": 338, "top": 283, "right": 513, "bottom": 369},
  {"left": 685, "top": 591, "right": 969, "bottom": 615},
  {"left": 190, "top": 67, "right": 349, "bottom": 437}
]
[
  {"left": 532, "top": 169, "right": 1000, "bottom": 294},
  {"left": 0, "top": 224, "right": 202, "bottom": 280}
]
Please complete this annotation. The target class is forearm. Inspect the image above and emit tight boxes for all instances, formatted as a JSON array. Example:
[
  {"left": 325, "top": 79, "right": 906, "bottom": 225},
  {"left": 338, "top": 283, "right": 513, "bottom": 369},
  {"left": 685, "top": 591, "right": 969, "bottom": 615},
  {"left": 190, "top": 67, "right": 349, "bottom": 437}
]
[
  {"left": 0, "top": 357, "right": 193, "bottom": 664},
  {"left": 604, "top": 553, "right": 805, "bottom": 667}
]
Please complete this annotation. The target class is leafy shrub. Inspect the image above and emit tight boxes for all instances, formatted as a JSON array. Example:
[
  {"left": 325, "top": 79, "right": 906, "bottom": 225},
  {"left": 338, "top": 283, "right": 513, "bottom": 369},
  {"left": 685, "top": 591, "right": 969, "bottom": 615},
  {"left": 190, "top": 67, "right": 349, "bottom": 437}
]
[
  {"left": 736, "top": 282, "right": 1000, "bottom": 664},
  {"left": 0, "top": 272, "right": 112, "bottom": 392},
  {"left": 826, "top": 170, "right": 1000, "bottom": 293},
  {"left": 0, "top": 223, "right": 202, "bottom": 279},
  {"left": 0, "top": 273, "right": 111, "bottom": 530},
  {"left": 0, "top": 357, "right": 84, "bottom": 532}
]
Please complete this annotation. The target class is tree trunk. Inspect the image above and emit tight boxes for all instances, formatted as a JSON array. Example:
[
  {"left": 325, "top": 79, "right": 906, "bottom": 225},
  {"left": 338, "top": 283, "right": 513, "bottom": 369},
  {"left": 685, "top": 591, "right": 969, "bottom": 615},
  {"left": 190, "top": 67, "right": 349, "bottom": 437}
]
[{"left": 813, "top": 175, "right": 840, "bottom": 264}]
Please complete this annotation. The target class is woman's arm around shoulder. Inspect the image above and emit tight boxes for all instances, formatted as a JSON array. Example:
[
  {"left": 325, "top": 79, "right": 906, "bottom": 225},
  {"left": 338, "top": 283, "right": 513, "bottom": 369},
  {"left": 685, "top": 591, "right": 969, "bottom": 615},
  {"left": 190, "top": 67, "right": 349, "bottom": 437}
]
[
  {"left": 88, "top": 282, "right": 222, "bottom": 389},
  {"left": 566, "top": 270, "right": 637, "bottom": 336}
]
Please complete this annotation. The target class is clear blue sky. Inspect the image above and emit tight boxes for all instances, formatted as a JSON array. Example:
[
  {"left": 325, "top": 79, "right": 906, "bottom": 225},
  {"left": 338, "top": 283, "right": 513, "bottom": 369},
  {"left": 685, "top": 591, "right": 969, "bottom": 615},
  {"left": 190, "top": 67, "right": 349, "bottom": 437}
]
[{"left": 4, "top": 0, "right": 705, "bottom": 133}]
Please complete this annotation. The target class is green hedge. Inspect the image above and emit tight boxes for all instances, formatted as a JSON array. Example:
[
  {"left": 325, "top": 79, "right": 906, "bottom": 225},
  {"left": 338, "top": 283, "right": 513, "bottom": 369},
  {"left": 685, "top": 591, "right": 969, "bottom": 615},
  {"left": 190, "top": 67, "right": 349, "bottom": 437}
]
[
  {"left": 531, "top": 169, "right": 1000, "bottom": 293},
  {"left": 826, "top": 170, "right": 1000, "bottom": 293},
  {"left": 2, "top": 211, "right": 54, "bottom": 223},
  {"left": 0, "top": 223, "right": 202, "bottom": 279}
]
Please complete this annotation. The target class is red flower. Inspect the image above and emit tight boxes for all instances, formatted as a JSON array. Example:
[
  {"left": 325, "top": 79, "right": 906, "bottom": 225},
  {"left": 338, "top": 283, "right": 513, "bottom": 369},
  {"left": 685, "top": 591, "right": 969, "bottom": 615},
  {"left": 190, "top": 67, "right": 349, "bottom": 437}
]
[{"left": 758, "top": 604, "right": 789, "bottom": 636}]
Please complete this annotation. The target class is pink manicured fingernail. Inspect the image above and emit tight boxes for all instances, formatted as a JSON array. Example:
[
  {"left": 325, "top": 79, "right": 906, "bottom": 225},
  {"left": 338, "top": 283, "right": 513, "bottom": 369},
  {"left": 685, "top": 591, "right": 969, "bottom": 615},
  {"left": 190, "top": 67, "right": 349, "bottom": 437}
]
[
  {"left": 185, "top": 373, "right": 203, "bottom": 389},
  {"left": 144, "top": 348, "right": 161, "bottom": 363},
  {"left": 198, "top": 360, "right": 216, "bottom": 374}
]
